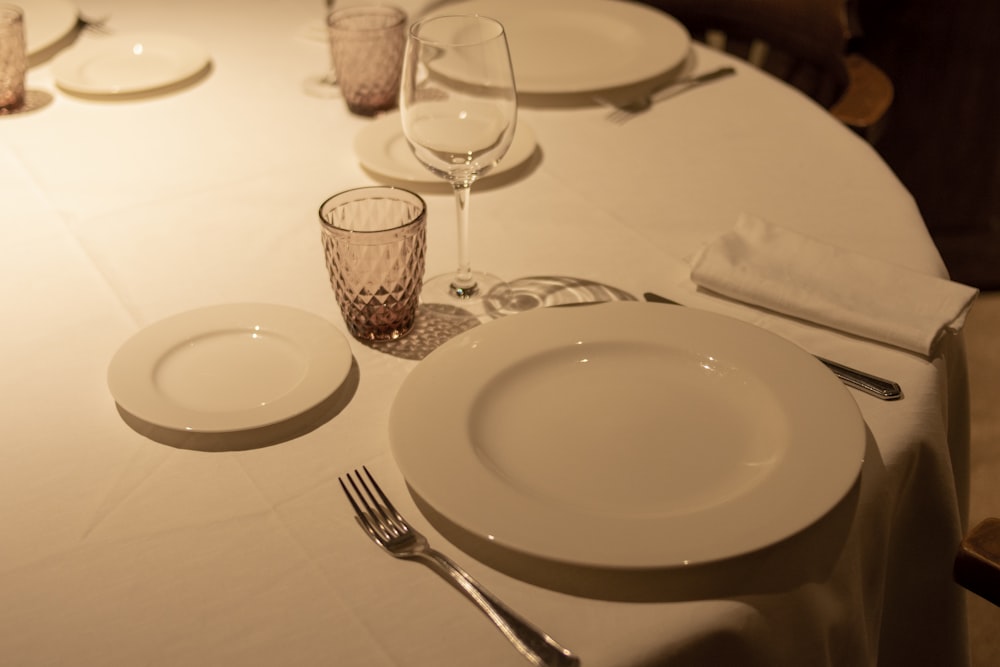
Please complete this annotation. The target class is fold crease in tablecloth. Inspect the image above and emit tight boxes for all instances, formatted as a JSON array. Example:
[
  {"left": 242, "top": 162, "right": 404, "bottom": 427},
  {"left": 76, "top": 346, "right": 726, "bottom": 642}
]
[{"left": 690, "top": 214, "right": 979, "bottom": 356}]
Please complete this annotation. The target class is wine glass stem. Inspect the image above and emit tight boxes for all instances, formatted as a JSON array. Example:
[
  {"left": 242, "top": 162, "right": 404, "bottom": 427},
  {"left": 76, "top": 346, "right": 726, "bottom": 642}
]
[{"left": 452, "top": 183, "right": 476, "bottom": 296}]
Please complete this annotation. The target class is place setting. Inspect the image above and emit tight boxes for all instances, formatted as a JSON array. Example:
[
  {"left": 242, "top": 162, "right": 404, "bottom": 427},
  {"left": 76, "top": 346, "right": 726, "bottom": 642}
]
[
  {"left": 303, "top": 4, "right": 878, "bottom": 590},
  {"left": 372, "top": 206, "right": 975, "bottom": 603},
  {"left": 306, "top": 4, "right": 865, "bottom": 621},
  {"left": 318, "top": 0, "right": 707, "bottom": 188}
]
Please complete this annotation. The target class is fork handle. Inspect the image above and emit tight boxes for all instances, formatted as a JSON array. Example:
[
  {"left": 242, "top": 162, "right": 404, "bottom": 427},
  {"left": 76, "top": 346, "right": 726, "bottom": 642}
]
[{"left": 418, "top": 549, "right": 580, "bottom": 667}]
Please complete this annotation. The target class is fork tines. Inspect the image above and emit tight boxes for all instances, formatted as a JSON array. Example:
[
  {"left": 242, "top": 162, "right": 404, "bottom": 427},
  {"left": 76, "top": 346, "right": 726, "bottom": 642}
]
[{"left": 338, "top": 467, "right": 406, "bottom": 543}]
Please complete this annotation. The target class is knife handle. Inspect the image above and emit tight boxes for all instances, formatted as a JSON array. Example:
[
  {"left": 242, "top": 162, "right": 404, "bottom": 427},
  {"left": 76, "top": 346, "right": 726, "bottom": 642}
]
[
  {"left": 642, "top": 292, "right": 903, "bottom": 401},
  {"left": 816, "top": 357, "right": 902, "bottom": 400}
]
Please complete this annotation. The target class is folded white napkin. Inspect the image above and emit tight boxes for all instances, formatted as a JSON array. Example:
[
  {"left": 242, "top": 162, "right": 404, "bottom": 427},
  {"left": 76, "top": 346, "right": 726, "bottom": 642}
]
[{"left": 690, "top": 214, "right": 979, "bottom": 356}]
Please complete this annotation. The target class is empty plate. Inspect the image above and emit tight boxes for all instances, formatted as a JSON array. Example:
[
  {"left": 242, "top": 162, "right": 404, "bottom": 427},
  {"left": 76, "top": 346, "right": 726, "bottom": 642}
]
[
  {"left": 108, "top": 304, "right": 352, "bottom": 433},
  {"left": 390, "top": 302, "right": 865, "bottom": 570},
  {"left": 53, "top": 33, "right": 210, "bottom": 95},
  {"left": 355, "top": 112, "right": 538, "bottom": 184},
  {"left": 426, "top": 0, "right": 691, "bottom": 94}
]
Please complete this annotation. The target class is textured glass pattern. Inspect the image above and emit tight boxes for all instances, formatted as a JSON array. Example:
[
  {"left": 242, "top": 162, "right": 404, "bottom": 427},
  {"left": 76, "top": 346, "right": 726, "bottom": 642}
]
[
  {"left": 328, "top": 6, "right": 406, "bottom": 116},
  {"left": 0, "top": 5, "right": 25, "bottom": 114},
  {"left": 320, "top": 188, "right": 427, "bottom": 341}
]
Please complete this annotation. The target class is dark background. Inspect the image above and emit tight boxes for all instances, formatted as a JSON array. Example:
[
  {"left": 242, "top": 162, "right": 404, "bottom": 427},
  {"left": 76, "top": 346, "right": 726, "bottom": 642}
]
[{"left": 857, "top": 0, "right": 1000, "bottom": 290}]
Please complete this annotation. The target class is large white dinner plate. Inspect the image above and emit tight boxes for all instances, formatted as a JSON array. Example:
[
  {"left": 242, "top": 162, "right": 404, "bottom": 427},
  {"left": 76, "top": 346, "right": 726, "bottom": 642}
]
[
  {"left": 52, "top": 33, "right": 210, "bottom": 95},
  {"left": 21, "top": 0, "right": 78, "bottom": 57},
  {"left": 390, "top": 302, "right": 865, "bottom": 569},
  {"left": 108, "top": 304, "right": 353, "bottom": 433},
  {"left": 426, "top": 0, "right": 691, "bottom": 94},
  {"left": 355, "top": 112, "right": 538, "bottom": 184}
]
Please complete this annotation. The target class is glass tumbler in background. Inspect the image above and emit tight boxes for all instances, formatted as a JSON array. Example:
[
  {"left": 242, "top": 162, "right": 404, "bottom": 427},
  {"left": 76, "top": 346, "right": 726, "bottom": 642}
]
[
  {"left": 319, "top": 186, "right": 427, "bottom": 342},
  {"left": 327, "top": 5, "right": 406, "bottom": 116},
  {"left": 0, "top": 4, "right": 26, "bottom": 114}
]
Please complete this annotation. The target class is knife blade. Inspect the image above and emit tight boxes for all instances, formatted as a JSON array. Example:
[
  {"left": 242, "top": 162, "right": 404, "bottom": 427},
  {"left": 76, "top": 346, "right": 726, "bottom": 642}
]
[{"left": 642, "top": 292, "right": 903, "bottom": 401}]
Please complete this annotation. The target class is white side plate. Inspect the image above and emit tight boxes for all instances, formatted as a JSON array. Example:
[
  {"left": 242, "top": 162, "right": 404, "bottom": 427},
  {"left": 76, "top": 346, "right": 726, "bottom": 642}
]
[
  {"left": 355, "top": 112, "right": 538, "bottom": 184},
  {"left": 53, "top": 33, "right": 210, "bottom": 95},
  {"left": 108, "top": 304, "right": 352, "bottom": 433}
]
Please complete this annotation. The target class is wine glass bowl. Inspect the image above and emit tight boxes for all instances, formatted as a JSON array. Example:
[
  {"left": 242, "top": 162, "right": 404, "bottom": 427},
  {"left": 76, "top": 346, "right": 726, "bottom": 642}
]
[
  {"left": 404, "top": 98, "right": 515, "bottom": 184},
  {"left": 400, "top": 15, "right": 517, "bottom": 305}
]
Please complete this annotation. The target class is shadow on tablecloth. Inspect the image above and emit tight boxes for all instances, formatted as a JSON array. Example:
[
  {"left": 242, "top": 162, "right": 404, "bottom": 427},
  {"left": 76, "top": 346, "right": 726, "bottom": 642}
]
[
  {"left": 409, "top": 425, "right": 875, "bottom": 603},
  {"left": 367, "top": 275, "right": 637, "bottom": 361}
]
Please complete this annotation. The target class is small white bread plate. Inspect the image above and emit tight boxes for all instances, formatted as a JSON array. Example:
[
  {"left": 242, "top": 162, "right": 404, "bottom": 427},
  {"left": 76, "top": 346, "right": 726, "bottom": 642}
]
[
  {"left": 108, "top": 304, "right": 352, "bottom": 433},
  {"left": 355, "top": 112, "right": 538, "bottom": 184},
  {"left": 22, "top": 0, "right": 78, "bottom": 57},
  {"left": 426, "top": 0, "right": 691, "bottom": 94},
  {"left": 53, "top": 33, "right": 210, "bottom": 95},
  {"left": 390, "top": 302, "right": 865, "bottom": 569}
]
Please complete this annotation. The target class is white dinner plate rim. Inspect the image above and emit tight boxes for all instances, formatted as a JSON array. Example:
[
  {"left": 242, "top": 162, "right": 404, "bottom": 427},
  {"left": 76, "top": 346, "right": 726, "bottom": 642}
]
[
  {"left": 21, "top": 0, "right": 79, "bottom": 56},
  {"left": 52, "top": 32, "right": 210, "bottom": 95},
  {"left": 354, "top": 113, "right": 537, "bottom": 184},
  {"left": 108, "top": 304, "right": 353, "bottom": 433},
  {"left": 390, "top": 302, "right": 866, "bottom": 570},
  {"left": 426, "top": 0, "right": 691, "bottom": 94}
]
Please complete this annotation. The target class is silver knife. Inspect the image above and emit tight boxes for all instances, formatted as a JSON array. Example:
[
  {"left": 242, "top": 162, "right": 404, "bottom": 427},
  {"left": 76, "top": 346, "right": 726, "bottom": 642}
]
[{"left": 643, "top": 292, "right": 903, "bottom": 401}]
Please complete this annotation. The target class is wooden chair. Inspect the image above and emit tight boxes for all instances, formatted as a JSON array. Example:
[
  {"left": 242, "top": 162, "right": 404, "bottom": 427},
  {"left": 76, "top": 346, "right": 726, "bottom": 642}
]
[
  {"left": 637, "top": 0, "right": 894, "bottom": 140},
  {"left": 955, "top": 518, "right": 1000, "bottom": 607}
]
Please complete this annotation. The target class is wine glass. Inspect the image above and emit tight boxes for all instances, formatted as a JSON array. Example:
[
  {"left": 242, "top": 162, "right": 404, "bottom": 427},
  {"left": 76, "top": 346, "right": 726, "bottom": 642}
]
[
  {"left": 303, "top": 0, "right": 339, "bottom": 98},
  {"left": 399, "top": 14, "right": 517, "bottom": 308}
]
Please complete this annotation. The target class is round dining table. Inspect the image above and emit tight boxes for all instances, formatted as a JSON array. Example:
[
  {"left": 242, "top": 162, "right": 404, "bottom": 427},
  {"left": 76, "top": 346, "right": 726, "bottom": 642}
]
[{"left": 1, "top": 0, "right": 972, "bottom": 665}]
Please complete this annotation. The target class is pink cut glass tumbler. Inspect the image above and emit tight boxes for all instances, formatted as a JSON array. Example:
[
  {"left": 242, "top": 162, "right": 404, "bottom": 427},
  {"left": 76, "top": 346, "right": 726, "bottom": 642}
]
[
  {"left": 0, "top": 4, "right": 26, "bottom": 114},
  {"left": 319, "top": 186, "right": 427, "bottom": 341},
  {"left": 327, "top": 5, "right": 406, "bottom": 116}
]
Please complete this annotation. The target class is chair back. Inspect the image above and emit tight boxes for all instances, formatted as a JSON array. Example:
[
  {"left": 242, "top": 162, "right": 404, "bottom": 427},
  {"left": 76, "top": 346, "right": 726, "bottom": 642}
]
[{"left": 640, "top": 0, "right": 892, "bottom": 137}]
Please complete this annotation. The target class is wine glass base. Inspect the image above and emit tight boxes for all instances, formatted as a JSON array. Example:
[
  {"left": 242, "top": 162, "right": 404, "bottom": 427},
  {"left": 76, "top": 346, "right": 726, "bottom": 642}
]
[
  {"left": 422, "top": 271, "right": 512, "bottom": 318},
  {"left": 303, "top": 74, "right": 340, "bottom": 99}
]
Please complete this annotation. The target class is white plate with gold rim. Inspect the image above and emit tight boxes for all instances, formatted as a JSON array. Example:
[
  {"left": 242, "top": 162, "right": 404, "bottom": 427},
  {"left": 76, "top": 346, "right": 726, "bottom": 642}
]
[
  {"left": 108, "top": 304, "right": 352, "bottom": 433},
  {"left": 425, "top": 0, "right": 691, "bottom": 94},
  {"left": 390, "top": 301, "right": 865, "bottom": 569}
]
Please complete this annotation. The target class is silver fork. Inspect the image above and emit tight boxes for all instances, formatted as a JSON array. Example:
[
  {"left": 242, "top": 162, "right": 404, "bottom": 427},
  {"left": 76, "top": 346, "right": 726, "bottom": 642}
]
[
  {"left": 605, "top": 66, "right": 736, "bottom": 124},
  {"left": 339, "top": 467, "right": 580, "bottom": 667}
]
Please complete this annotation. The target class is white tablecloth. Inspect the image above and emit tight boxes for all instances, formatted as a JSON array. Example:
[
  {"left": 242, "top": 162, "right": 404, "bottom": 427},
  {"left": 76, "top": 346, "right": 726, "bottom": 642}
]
[{"left": 1, "top": 0, "right": 971, "bottom": 665}]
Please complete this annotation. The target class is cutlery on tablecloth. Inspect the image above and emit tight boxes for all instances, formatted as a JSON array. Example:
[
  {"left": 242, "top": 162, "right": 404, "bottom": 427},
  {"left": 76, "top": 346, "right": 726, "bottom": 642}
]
[
  {"left": 339, "top": 467, "right": 581, "bottom": 667},
  {"left": 604, "top": 66, "right": 736, "bottom": 123},
  {"left": 643, "top": 292, "right": 903, "bottom": 400}
]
